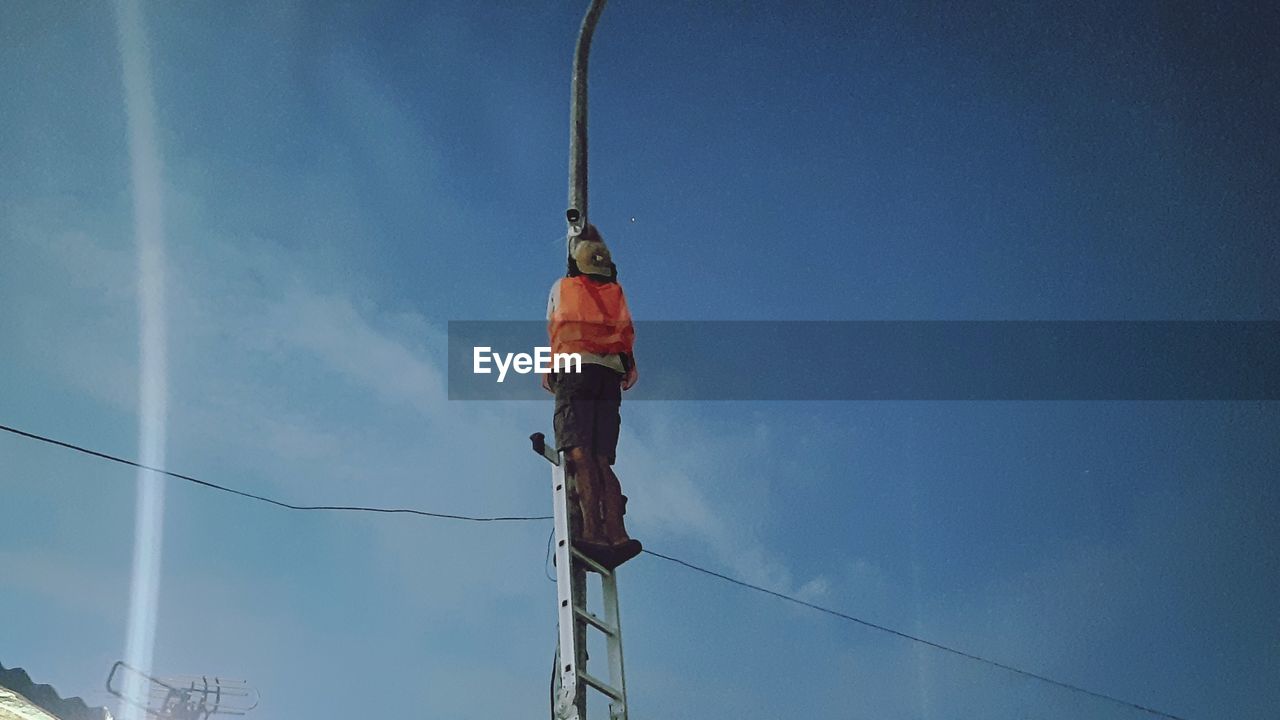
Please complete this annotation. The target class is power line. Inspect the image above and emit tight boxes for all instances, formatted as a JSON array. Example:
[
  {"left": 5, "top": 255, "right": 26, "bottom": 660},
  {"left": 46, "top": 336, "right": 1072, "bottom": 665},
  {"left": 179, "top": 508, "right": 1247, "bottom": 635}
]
[
  {"left": 641, "top": 549, "right": 1191, "bottom": 720},
  {"left": 3, "top": 421, "right": 1193, "bottom": 720},
  {"left": 544, "top": 527, "right": 557, "bottom": 583},
  {"left": 0, "top": 423, "right": 551, "bottom": 522}
]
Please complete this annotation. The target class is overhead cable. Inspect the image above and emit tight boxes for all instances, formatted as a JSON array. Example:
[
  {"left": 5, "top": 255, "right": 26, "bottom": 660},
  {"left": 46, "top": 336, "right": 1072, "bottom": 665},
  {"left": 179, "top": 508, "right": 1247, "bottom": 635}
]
[
  {"left": 641, "top": 549, "right": 1190, "bottom": 720},
  {"left": 0, "top": 423, "right": 551, "bottom": 522},
  {"left": 2, "top": 421, "right": 1193, "bottom": 720}
]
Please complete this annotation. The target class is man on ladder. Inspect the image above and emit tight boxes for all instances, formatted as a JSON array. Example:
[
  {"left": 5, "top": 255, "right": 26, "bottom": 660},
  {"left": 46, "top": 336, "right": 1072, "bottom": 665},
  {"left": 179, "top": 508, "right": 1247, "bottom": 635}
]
[{"left": 542, "top": 223, "right": 642, "bottom": 569}]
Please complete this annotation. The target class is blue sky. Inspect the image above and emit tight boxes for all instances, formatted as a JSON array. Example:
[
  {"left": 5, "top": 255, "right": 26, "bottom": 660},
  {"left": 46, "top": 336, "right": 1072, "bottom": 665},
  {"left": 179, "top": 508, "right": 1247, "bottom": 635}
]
[{"left": 2, "top": 1, "right": 1277, "bottom": 719}]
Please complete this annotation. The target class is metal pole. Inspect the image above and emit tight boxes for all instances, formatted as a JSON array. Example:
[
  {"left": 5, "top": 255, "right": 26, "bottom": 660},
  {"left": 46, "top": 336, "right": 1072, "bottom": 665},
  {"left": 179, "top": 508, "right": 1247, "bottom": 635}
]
[
  {"left": 569, "top": 478, "right": 589, "bottom": 720},
  {"left": 567, "top": 0, "right": 608, "bottom": 246},
  {"left": 565, "top": 4, "right": 606, "bottom": 717}
]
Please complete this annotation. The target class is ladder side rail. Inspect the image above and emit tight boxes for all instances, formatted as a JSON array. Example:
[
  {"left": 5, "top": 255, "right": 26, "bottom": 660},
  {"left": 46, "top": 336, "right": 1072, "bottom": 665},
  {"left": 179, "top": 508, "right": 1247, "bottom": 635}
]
[
  {"left": 569, "top": 487, "right": 589, "bottom": 719},
  {"left": 602, "top": 572, "right": 628, "bottom": 720},
  {"left": 551, "top": 457, "right": 582, "bottom": 718}
]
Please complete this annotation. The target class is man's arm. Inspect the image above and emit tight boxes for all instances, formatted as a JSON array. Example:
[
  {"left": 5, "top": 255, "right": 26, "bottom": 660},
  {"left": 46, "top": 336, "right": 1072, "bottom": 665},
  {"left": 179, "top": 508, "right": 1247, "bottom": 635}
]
[
  {"left": 546, "top": 279, "right": 560, "bottom": 320},
  {"left": 618, "top": 285, "right": 637, "bottom": 390},
  {"left": 543, "top": 280, "right": 560, "bottom": 394},
  {"left": 622, "top": 353, "right": 638, "bottom": 391}
]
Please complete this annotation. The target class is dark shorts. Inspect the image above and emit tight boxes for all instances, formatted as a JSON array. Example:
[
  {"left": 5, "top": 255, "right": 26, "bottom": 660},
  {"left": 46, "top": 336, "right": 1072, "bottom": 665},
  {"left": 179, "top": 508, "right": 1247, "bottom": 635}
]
[{"left": 553, "top": 363, "right": 623, "bottom": 464}]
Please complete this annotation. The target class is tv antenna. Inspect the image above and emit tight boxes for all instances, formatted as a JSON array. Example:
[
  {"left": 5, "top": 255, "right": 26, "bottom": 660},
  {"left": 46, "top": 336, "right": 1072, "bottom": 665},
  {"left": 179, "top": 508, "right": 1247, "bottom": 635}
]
[{"left": 106, "top": 661, "right": 259, "bottom": 720}]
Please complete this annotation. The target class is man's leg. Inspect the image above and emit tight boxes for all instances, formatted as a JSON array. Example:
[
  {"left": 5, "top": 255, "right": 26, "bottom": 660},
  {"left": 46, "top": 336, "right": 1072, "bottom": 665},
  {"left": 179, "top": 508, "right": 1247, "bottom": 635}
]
[
  {"left": 598, "top": 454, "right": 641, "bottom": 566},
  {"left": 555, "top": 370, "right": 607, "bottom": 547},
  {"left": 591, "top": 367, "right": 639, "bottom": 566},
  {"left": 566, "top": 446, "right": 606, "bottom": 543},
  {"left": 598, "top": 457, "right": 630, "bottom": 543}
]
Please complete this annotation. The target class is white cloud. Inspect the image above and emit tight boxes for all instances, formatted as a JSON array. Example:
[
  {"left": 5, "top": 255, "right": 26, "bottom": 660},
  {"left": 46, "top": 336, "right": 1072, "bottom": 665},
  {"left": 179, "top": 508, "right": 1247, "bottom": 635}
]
[
  {"left": 1, "top": 188, "right": 829, "bottom": 692},
  {"left": 264, "top": 288, "right": 447, "bottom": 412},
  {"left": 5, "top": 186, "right": 824, "bottom": 596}
]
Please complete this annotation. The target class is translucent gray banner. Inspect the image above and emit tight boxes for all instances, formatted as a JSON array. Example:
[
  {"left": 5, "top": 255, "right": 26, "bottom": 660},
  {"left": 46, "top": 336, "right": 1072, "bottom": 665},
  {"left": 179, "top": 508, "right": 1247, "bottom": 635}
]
[{"left": 448, "top": 321, "right": 1278, "bottom": 400}]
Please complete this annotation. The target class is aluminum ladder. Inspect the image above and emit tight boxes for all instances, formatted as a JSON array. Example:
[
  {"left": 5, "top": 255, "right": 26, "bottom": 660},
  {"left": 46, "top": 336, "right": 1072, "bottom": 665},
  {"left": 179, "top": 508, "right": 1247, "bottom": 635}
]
[{"left": 531, "top": 432, "right": 629, "bottom": 720}]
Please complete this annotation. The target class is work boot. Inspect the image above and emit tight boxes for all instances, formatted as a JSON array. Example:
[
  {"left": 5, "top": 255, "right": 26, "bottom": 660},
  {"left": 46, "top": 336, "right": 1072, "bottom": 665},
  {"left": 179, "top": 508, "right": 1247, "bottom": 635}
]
[
  {"left": 600, "top": 496, "right": 641, "bottom": 568},
  {"left": 608, "top": 538, "right": 643, "bottom": 568},
  {"left": 574, "top": 504, "right": 613, "bottom": 564},
  {"left": 569, "top": 451, "right": 613, "bottom": 565},
  {"left": 573, "top": 503, "right": 614, "bottom": 568},
  {"left": 574, "top": 537, "right": 616, "bottom": 568}
]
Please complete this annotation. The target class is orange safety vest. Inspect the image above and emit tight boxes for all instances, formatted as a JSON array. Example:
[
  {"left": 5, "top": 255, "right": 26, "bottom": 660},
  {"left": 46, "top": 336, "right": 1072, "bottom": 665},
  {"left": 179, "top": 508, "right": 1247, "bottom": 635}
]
[{"left": 548, "top": 276, "right": 635, "bottom": 357}]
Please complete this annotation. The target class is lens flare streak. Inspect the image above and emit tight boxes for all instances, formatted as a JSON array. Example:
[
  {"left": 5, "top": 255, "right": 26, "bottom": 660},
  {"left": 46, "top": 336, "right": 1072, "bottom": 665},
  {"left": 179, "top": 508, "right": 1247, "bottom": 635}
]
[{"left": 113, "top": 1, "right": 169, "bottom": 719}]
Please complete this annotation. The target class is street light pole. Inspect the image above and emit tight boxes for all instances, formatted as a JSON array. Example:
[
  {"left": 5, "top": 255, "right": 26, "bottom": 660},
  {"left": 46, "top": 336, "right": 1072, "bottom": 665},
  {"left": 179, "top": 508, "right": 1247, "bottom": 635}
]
[
  {"left": 566, "top": 0, "right": 608, "bottom": 247},
  {"left": 565, "top": 7, "right": 607, "bottom": 719}
]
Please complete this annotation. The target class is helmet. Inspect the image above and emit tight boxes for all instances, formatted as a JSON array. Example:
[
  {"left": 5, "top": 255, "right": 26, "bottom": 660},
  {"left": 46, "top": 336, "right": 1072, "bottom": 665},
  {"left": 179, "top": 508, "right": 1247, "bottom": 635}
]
[{"left": 569, "top": 223, "right": 614, "bottom": 277}]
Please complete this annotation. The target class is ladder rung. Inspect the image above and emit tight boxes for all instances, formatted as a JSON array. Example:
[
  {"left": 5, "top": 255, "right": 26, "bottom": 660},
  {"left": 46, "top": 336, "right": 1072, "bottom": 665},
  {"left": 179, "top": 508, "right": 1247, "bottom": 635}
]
[
  {"left": 579, "top": 670, "right": 623, "bottom": 702},
  {"left": 570, "top": 547, "right": 613, "bottom": 576},
  {"left": 573, "top": 605, "right": 619, "bottom": 637}
]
